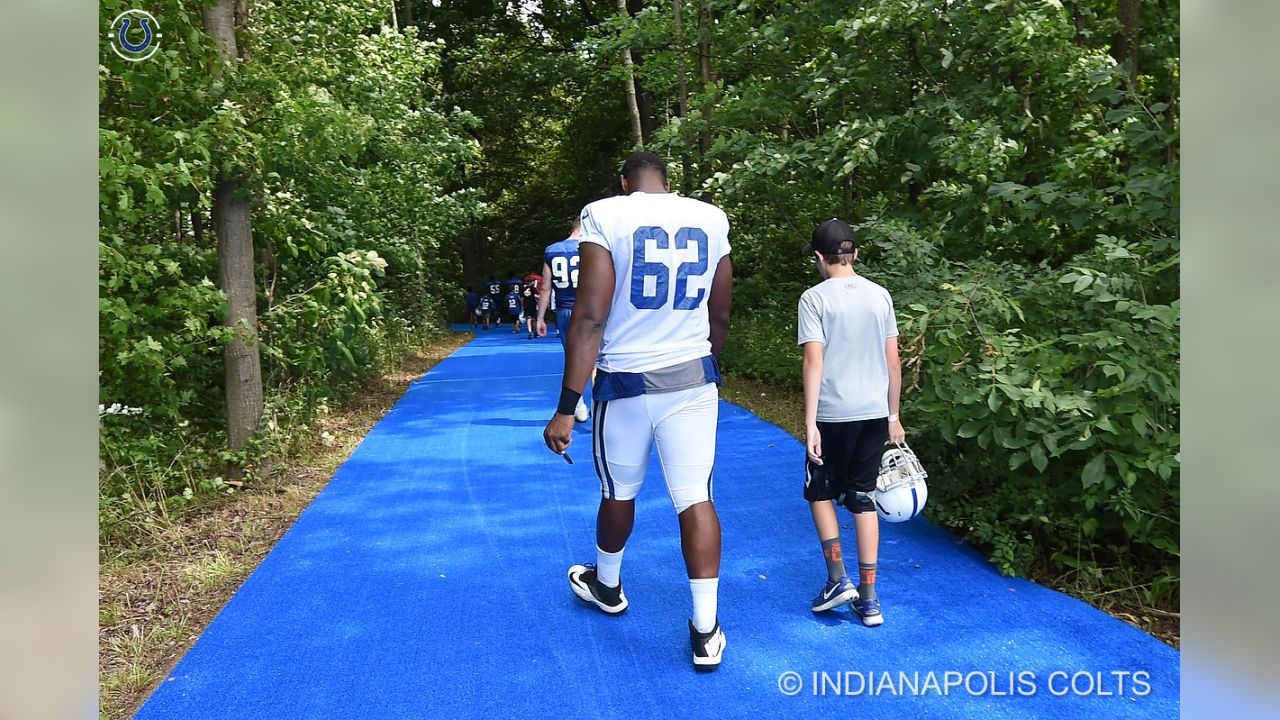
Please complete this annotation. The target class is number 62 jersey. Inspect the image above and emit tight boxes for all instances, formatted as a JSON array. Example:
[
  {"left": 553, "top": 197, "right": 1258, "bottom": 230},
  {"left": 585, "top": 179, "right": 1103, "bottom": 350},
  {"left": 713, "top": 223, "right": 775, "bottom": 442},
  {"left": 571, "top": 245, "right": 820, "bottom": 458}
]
[{"left": 579, "top": 191, "right": 731, "bottom": 374}]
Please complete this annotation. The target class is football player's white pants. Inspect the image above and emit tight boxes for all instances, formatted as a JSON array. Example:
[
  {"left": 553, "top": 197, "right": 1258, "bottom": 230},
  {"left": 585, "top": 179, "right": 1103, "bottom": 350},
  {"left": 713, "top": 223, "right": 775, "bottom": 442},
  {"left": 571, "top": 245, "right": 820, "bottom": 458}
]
[{"left": 592, "top": 383, "right": 718, "bottom": 514}]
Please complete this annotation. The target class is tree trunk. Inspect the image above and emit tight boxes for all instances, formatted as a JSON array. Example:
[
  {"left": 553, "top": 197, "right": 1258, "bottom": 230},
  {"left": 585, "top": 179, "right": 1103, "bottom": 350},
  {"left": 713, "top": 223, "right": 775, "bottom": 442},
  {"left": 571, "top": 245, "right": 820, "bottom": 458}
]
[
  {"left": 618, "top": 0, "right": 644, "bottom": 150},
  {"left": 213, "top": 179, "right": 264, "bottom": 479},
  {"left": 191, "top": 204, "right": 204, "bottom": 245},
  {"left": 403, "top": 0, "right": 414, "bottom": 27},
  {"left": 674, "top": 0, "right": 693, "bottom": 194},
  {"left": 674, "top": 0, "right": 688, "bottom": 119},
  {"left": 203, "top": 0, "right": 263, "bottom": 481},
  {"left": 633, "top": 69, "right": 658, "bottom": 143},
  {"left": 697, "top": 1, "right": 713, "bottom": 190},
  {"left": 1113, "top": 0, "right": 1142, "bottom": 86}
]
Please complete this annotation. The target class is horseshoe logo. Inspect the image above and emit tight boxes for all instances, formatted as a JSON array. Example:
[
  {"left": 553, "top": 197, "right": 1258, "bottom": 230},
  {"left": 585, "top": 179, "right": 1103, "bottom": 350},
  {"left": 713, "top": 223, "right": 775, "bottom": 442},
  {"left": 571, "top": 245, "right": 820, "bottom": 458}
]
[
  {"left": 109, "top": 10, "right": 161, "bottom": 62},
  {"left": 117, "top": 17, "right": 153, "bottom": 53}
]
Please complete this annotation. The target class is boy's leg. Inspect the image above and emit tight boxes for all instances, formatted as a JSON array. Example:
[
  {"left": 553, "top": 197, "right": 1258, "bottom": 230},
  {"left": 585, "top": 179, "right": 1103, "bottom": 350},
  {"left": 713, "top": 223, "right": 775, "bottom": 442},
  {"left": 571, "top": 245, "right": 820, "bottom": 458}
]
[
  {"left": 844, "top": 418, "right": 888, "bottom": 624},
  {"left": 852, "top": 514, "right": 879, "bottom": 595},
  {"left": 805, "top": 421, "right": 859, "bottom": 611},
  {"left": 808, "top": 500, "right": 845, "bottom": 581}
]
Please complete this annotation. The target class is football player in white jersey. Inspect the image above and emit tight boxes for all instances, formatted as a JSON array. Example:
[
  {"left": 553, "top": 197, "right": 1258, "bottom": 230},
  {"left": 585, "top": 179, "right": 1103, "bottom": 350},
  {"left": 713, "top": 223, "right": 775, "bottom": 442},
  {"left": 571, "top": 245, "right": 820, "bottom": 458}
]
[{"left": 543, "top": 152, "right": 733, "bottom": 670}]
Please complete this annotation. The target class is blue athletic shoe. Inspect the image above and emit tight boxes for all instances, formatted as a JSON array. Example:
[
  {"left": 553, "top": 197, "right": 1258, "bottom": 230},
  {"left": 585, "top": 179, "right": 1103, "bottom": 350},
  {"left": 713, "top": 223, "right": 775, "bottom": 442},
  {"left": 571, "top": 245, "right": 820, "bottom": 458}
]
[
  {"left": 852, "top": 596, "right": 884, "bottom": 626},
  {"left": 811, "top": 575, "right": 859, "bottom": 613}
]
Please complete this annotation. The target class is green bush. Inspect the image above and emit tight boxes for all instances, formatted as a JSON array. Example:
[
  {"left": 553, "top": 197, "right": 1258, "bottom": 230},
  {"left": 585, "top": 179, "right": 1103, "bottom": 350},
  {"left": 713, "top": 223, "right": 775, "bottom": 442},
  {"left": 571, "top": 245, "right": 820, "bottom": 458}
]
[{"left": 98, "top": 0, "right": 483, "bottom": 532}]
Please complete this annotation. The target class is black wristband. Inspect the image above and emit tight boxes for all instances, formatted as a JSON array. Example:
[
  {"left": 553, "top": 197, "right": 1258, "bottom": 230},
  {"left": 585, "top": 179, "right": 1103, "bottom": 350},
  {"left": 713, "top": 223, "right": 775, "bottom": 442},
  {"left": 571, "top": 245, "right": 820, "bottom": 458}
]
[{"left": 557, "top": 387, "right": 582, "bottom": 416}]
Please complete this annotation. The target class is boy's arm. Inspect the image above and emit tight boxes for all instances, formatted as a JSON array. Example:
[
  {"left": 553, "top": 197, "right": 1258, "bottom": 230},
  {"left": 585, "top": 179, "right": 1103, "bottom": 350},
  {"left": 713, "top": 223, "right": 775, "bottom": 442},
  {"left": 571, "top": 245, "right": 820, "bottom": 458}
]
[
  {"left": 803, "top": 341, "right": 824, "bottom": 464},
  {"left": 886, "top": 337, "right": 905, "bottom": 444}
]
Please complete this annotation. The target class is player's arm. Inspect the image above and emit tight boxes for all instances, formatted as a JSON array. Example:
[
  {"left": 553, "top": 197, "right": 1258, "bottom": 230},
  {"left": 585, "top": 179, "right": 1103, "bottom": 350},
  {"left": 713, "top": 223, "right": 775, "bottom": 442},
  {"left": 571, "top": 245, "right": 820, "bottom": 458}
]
[
  {"left": 803, "top": 341, "right": 824, "bottom": 464},
  {"left": 536, "top": 261, "right": 552, "bottom": 336},
  {"left": 562, "top": 243, "right": 612, "bottom": 397},
  {"left": 544, "top": 243, "right": 614, "bottom": 454},
  {"left": 886, "top": 336, "right": 904, "bottom": 444},
  {"left": 707, "top": 255, "right": 733, "bottom": 356}
]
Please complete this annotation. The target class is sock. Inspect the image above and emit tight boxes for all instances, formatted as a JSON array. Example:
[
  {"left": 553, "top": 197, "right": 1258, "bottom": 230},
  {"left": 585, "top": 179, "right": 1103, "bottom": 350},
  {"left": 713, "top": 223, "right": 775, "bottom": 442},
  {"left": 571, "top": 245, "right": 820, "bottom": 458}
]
[
  {"left": 821, "top": 537, "right": 846, "bottom": 582},
  {"left": 689, "top": 577, "right": 719, "bottom": 633},
  {"left": 858, "top": 561, "right": 878, "bottom": 601},
  {"left": 595, "top": 545, "right": 624, "bottom": 588}
]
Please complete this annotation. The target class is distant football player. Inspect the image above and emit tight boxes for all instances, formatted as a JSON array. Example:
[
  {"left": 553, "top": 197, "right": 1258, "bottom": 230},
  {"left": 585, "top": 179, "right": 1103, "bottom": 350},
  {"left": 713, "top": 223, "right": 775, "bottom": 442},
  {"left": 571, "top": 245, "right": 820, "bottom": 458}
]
[
  {"left": 543, "top": 152, "right": 733, "bottom": 670},
  {"left": 486, "top": 275, "right": 503, "bottom": 327},
  {"left": 523, "top": 269, "right": 543, "bottom": 297},
  {"left": 522, "top": 282, "right": 539, "bottom": 339},
  {"left": 464, "top": 286, "right": 479, "bottom": 329},
  {"left": 504, "top": 271, "right": 523, "bottom": 296},
  {"left": 475, "top": 292, "right": 494, "bottom": 331},
  {"left": 536, "top": 217, "right": 589, "bottom": 421},
  {"left": 504, "top": 286, "right": 522, "bottom": 332},
  {"left": 798, "top": 218, "right": 905, "bottom": 627}
]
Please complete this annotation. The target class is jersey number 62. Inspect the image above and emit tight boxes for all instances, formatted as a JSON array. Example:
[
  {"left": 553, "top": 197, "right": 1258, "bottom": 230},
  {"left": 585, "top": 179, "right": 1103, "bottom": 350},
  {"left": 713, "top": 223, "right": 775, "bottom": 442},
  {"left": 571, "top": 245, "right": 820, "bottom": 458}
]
[{"left": 630, "top": 226, "right": 709, "bottom": 311}]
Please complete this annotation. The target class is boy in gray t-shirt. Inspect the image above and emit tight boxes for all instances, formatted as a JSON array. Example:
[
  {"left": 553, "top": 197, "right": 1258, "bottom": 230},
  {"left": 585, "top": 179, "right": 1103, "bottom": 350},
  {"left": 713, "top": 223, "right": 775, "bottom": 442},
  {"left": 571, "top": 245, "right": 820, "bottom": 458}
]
[{"left": 797, "top": 218, "right": 906, "bottom": 626}]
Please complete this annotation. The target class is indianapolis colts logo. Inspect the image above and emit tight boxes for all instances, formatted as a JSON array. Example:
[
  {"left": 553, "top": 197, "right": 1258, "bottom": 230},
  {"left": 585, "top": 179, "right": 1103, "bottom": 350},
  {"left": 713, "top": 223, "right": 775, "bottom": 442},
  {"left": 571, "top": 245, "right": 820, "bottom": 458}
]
[{"left": 108, "top": 10, "right": 161, "bottom": 62}]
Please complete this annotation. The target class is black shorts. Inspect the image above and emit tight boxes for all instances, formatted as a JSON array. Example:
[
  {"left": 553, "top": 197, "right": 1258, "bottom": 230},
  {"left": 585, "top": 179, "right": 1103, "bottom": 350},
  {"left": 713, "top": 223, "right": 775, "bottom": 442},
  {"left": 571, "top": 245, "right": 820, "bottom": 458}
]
[{"left": 804, "top": 418, "right": 888, "bottom": 509}]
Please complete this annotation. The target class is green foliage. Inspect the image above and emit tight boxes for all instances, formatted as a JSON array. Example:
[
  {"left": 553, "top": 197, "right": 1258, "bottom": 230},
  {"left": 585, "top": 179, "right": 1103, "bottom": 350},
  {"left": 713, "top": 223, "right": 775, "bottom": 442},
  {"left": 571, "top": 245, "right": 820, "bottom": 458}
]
[
  {"left": 637, "top": 0, "right": 1180, "bottom": 603},
  {"left": 99, "top": 0, "right": 483, "bottom": 522}
]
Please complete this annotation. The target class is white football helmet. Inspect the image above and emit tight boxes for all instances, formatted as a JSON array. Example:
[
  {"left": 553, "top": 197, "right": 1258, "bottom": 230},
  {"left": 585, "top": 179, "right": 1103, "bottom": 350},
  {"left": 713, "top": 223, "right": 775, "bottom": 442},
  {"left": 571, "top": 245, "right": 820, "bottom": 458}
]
[{"left": 874, "top": 442, "right": 929, "bottom": 522}]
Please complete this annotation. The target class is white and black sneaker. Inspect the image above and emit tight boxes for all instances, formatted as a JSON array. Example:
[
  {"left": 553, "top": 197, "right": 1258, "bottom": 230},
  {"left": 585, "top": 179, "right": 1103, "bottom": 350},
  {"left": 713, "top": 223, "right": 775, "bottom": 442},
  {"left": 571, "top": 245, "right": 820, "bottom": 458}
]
[
  {"left": 689, "top": 619, "right": 726, "bottom": 670},
  {"left": 567, "top": 563, "right": 628, "bottom": 614}
]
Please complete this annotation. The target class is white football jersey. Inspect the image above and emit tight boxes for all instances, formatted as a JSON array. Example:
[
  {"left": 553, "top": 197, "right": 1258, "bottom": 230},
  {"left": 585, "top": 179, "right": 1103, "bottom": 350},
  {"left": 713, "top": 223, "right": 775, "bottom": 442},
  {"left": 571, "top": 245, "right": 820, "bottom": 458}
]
[{"left": 579, "top": 191, "right": 731, "bottom": 373}]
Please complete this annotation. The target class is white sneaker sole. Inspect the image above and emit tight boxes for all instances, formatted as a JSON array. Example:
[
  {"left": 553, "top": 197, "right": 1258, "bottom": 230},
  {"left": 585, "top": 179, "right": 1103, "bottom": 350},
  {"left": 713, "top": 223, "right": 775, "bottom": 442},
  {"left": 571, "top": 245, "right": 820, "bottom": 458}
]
[
  {"left": 567, "top": 565, "right": 628, "bottom": 614},
  {"left": 811, "top": 587, "right": 859, "bottom": 613},
  {"left": 854, "top": 605, "right": 885, "bottom": 626}
]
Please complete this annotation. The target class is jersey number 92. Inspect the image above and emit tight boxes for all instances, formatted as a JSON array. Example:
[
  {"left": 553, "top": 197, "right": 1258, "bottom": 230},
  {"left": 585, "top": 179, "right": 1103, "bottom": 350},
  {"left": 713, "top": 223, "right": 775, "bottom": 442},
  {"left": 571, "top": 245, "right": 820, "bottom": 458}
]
[{"left": 551, "top": 255, "right": 579, "bottom": 290}]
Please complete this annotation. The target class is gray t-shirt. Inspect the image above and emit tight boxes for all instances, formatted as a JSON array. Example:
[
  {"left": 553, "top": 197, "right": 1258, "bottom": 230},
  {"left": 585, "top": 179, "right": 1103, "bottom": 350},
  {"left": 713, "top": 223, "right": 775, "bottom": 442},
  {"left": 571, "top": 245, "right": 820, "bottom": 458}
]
[{"left": 797, "top": 275, "right": 899, "bottom": 422}]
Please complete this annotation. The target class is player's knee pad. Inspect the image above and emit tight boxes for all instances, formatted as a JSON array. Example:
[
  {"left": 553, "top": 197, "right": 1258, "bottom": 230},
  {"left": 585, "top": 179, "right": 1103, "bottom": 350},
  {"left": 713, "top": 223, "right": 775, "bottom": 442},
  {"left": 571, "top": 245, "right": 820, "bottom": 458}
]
[{"left": 847, "top": 490, "right": 876, "bottom": 514}]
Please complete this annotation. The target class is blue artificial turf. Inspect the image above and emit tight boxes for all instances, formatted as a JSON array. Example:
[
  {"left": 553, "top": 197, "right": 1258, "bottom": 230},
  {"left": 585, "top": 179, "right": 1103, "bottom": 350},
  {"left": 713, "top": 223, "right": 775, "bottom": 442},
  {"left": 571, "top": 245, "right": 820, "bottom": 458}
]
[{"left": 135, "top": 327, "right": 1178, "bottom": 719}]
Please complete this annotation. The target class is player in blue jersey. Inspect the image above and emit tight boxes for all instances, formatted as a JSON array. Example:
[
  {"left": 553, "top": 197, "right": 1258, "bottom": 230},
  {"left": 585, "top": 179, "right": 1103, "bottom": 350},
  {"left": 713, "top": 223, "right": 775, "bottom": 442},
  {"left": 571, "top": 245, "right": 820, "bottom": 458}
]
[
  {"left": 536, "top": 217, "right": 588, "bottom": 420},
  {"left": 542, "top": 152, "right": 734, "bottom": 670},
  {"left": 504, "top": 287, "right": 522, "bottom": 332},
  {"left": 485, "top": 276, "right": 503, "bottom": 327},
  {"left": 464, "top": 287, "right": 479, "bottom": 329},
  {"left": 475, "top": 293, "right": 494, "bottom": 331}
]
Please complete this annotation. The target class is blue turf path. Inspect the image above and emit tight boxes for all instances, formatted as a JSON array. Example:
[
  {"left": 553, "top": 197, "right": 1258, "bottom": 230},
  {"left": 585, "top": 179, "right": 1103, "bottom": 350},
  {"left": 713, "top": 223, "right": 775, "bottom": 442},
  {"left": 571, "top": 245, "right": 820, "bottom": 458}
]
[{"left": 135, "top": 327, "right": 1179, "bottom": 719}]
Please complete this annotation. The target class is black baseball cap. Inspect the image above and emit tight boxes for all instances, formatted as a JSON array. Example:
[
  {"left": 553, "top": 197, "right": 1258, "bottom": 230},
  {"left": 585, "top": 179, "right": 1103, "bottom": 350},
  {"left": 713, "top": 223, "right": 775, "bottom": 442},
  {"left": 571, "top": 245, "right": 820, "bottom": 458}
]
[{"left": 804, "top": 218, "right": 857, "bottom": 255}]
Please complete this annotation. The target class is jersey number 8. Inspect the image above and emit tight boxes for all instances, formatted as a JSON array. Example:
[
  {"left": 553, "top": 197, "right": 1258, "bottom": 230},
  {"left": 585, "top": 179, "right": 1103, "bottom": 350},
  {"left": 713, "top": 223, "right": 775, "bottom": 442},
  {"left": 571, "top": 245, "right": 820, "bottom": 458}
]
[{"left": 630, "top": 226, "right": 709, "bottom": 311}]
